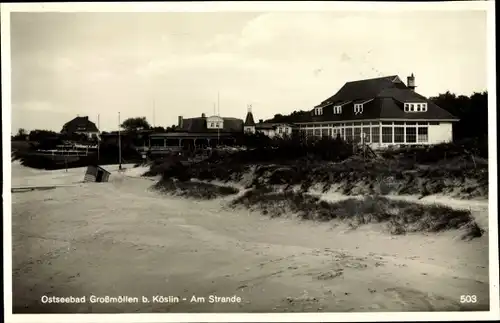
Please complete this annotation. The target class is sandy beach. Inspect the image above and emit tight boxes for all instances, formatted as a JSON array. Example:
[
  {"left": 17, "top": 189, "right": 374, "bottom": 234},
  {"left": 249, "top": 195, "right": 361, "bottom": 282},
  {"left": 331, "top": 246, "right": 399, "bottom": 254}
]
[{"left": 10, "top": 163, "right": 489, "bottom": 313}]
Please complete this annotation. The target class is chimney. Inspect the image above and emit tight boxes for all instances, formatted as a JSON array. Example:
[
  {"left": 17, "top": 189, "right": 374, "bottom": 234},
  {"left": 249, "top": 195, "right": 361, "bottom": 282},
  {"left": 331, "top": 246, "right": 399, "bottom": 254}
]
[
  {"left": 407, "top": 73, "right": 416, "bottom": 91},
  {"left": 259, "top": 119, "right": 263, "bottom": 123},
  {"left": 178, "top": 116, "right": 184, "bottom": 129},
  {"left": 201, "top": 113, "right": 206, "bottom": 118}
]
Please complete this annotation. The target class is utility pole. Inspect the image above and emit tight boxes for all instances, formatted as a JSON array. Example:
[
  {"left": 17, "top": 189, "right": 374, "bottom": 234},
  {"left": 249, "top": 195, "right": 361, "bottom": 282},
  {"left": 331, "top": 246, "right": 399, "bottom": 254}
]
[
  {"left": 118, "top": 112, "right": 122, "bottom": 170},
  {"left": 217, "top": 92, "right": 220, "bottom": 146},
  {"left": 97, "top": 114, "right": 100, "bottom": 162},
  {"left": 153, "top": 99, "right": 156, "bottom": 128}
]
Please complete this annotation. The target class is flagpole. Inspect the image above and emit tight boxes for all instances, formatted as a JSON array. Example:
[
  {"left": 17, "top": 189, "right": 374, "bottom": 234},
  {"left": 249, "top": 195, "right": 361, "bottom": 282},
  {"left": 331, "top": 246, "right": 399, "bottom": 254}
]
[{"left": 118, "top": 112, "right": 122, "bottom": 170}]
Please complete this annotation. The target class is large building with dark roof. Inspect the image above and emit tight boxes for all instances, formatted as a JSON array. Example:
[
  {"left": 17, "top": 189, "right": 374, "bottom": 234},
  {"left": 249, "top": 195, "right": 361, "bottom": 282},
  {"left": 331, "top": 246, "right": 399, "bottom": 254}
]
[
  {"left": 296, "top": 74, "right": 459, "bottom": 149},
  {"left": 149, "top": 113, "right": 244, "bottom": 151}
]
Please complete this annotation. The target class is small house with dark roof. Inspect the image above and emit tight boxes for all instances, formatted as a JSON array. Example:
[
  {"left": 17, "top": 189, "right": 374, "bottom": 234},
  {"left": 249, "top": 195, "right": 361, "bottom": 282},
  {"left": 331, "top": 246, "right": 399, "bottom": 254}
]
[
  {"left": 296, "top": 74, "right": 459, "bottom": 149},
  {"left": 61, "top": 116, "right": 100, "bottom": 139},
  {"left": 244, "top": 107, "right": 296, "bottom": 138}
]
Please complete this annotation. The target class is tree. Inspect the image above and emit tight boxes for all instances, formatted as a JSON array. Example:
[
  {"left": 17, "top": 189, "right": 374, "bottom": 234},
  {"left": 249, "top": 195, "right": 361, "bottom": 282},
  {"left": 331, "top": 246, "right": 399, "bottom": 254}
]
[
  {"left": 429, "top": 91, "right": 488, "bottom": 140},
  {"left": 12, "top": 128, "right": 28, "bottom": 140},
  {"left": 265, "top": 110, "right": 310, "bottom": 124},
  {"left": 166, "top": 125, "right": 177, "bottom": 132},
  {"left": 120, "top": 117, "right": 151, "bottom": 132},
  {"left": 151, "top": 126, "right": 166, "bottom": 133},
  {"left": 28, "top": 129, "right": 59, "bottom": 142}
]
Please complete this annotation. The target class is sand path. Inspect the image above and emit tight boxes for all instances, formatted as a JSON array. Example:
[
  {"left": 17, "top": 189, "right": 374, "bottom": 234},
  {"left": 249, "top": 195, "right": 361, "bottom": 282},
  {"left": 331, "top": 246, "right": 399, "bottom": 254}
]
[{"left": 10, "top": 165, "right": 489, "bottom": 313}]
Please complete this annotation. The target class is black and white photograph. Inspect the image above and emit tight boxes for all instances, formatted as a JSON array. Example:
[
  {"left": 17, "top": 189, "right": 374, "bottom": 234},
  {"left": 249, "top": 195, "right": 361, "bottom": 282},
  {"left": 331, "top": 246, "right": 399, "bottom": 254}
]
[{"left": 2, "top": 1, "right": 498, "bottom": 322}]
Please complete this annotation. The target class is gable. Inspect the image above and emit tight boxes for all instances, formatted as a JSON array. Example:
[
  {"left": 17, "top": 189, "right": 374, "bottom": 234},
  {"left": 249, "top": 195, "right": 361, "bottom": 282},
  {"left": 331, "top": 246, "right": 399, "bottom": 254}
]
[{"left": 392, "top": 76, "right": 403, "bottom": 83}]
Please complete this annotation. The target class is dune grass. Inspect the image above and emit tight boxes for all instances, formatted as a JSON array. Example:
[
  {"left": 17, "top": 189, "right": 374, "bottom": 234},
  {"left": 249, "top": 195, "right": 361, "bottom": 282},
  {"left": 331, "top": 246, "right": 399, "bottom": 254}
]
[
  {"left": 152, "top": 179, "right": 239, "bottom": 200},
  {"left": 230, "top": 188, "right": 484, "bottom": 240}
]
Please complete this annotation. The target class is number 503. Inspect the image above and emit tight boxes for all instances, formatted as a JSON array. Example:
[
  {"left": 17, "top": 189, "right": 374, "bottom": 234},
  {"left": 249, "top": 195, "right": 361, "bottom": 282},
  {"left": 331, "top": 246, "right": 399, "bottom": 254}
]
[{"left": 460, "top": 295, "right": 477, "bottom": 303}]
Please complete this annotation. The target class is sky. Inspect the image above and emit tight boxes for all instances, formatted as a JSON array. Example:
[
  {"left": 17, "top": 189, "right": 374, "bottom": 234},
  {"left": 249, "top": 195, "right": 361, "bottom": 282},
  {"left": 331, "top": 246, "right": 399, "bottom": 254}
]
[{"left": 9, "top": 9, "right": 488, "bottom": 132}]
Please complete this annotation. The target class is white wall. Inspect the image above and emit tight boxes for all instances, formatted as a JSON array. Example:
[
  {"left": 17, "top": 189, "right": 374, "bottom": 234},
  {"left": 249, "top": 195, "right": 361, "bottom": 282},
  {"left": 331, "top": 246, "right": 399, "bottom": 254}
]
[
  {"left": 206, "top": 116, "right": 224, "bottom": 129},
  {"left": 244, "top": 126, "right": 256, "bottom": 134},
  {"left": 260, "top": 129, "right": 276, "bottom": 138},
  {"left": 428, "top": 122, "right": 453, "bottom": 144},
  {"left": 274, "top": 125, "right": 292, "bottom": 137}
]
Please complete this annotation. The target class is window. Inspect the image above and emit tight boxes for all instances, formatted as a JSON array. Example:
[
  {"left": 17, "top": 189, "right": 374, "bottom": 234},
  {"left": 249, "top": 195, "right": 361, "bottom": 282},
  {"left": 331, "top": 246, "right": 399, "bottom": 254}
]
[
  {"left": 405, "top": 102, "right": 428, "bottom": 112},
  {"left": 210, "top": 122, "right": 215, "bottom": 128},
  {"left": 382, "top": 127, "right": 393, "bottom": 143},
  {"left": 354, "top": 104, "right": 364, "bottom": 114},
  {"left": 354, "top": 127, "right": 362, "bottom": 143},
  {"left": 345, "top": 128, "right": 353, "bottom": 142},
  {"left": 322, "top": 129, "right": 329, "bottom": 137},
  {"left": 278, "top": 127, "right": 283, "bottom": 134},
  {"left": 394, "top": 121, "right": 404, "bottom": 125},
  {"left": 151, "top": 138, "right": 164, "bottom": 147},
  {"left": 306, "top": 129, "right": 314, "bottom": 137},
  {"left": 394, "top": 127, "right": 404, "bottom": 143},
  {"left": 315, "top": 107, "right": 324, "bottom": 115},
  {"left": 333, "top": 106, "right": 342, "bottom": 114},
  {"left": 371, "top": 126, "right": 380, "bottom": 143},
  {"left": 362, "top": 127, "right": 370, "bottom": 143},
  {"left": 314, "top": 129, "right": 321, "bottom": 137},
  {"left": 406, "top": 127, "right": 417, "bottom": 143},
  {"left": 418, "top": 127, "right": 428, "bottom": 143}
]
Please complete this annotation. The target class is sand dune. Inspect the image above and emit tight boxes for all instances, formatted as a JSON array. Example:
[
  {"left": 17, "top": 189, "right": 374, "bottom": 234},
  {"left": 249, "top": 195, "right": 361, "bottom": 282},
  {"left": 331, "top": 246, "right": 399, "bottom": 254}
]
[{"left": 10, "top": 164, "right": 489, "bottom": 313}]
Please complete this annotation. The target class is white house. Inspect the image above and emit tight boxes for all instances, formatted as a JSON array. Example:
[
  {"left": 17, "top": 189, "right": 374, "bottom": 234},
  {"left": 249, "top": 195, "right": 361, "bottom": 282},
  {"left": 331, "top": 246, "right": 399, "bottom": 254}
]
[{"left": 296, "top": 74, "right": 459, "bottom": 149}]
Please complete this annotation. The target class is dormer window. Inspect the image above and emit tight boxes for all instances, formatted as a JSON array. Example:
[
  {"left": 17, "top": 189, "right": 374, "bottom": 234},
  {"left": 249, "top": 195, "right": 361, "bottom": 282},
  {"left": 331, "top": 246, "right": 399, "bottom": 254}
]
[
  {"left": 314, "top": 107, "right": 323, "bottom": 115},
  {"left": 404, "top": 102, "right": 427, "bottom": 112},
  {"left": 333, "top": 106, "right": 342, "bottom": 114},
  {"left": 354, "top": 104, "right": 364, "bottom": 114}
]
